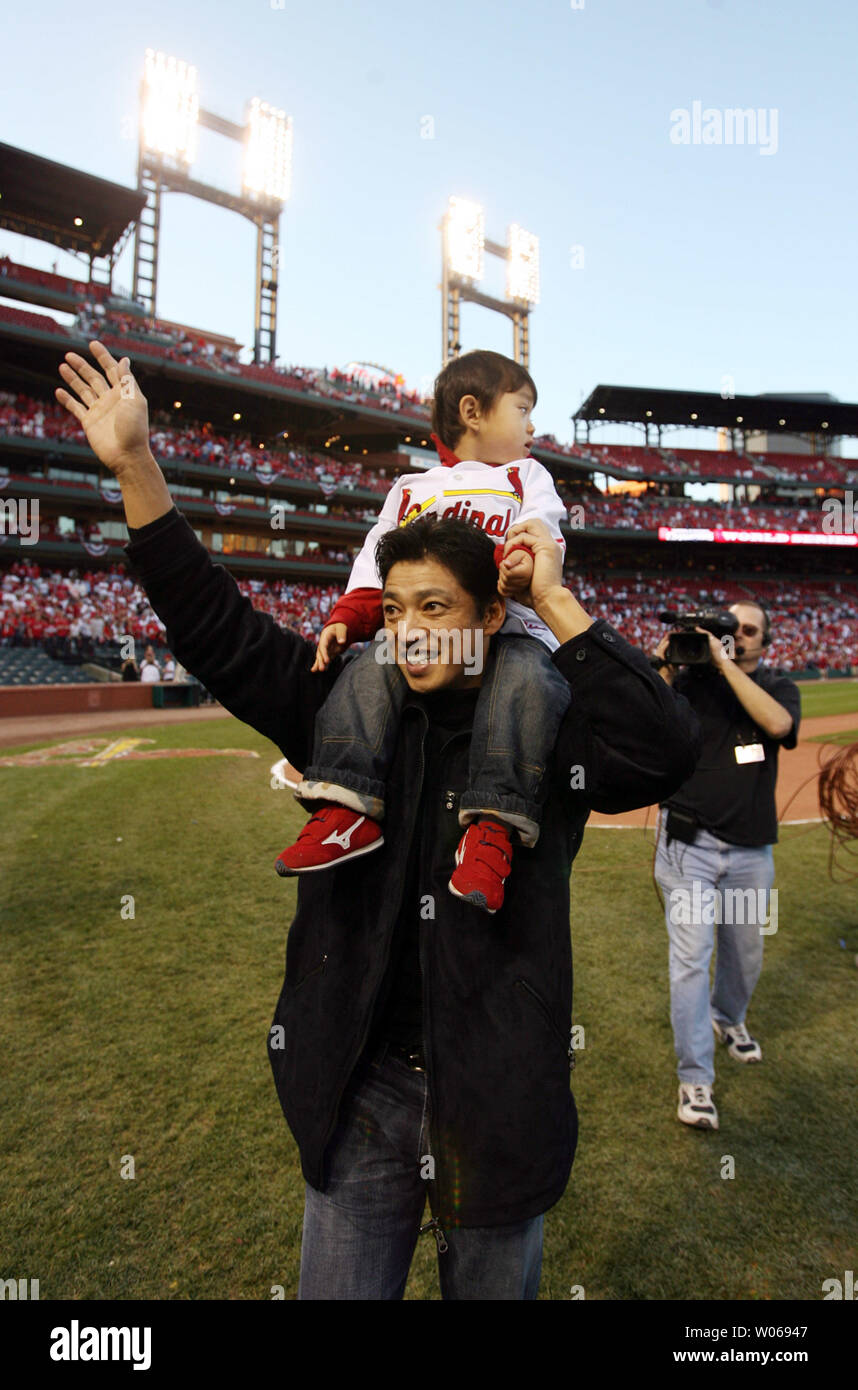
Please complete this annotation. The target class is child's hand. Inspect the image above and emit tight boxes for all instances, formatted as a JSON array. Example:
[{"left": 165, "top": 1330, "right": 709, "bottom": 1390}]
[
  {"left": 311, "top": 623, "right": 348, "bottom": 672},
  {"left": 498, "top": 545, "right": 534, "bottom": 598}
]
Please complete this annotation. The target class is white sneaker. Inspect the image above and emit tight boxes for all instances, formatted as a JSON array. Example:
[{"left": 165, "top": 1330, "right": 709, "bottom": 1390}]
[
  {"left": 677, "top": 1083, "right": 719, "bottom": 1129},
  {"left": 712, "top": 1018, "right": 762, "bottom": 1063}
]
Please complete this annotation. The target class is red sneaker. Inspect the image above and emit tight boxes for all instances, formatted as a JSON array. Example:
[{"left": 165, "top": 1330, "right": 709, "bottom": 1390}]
[
  {"left": 448, "top": 819, "right": 514, "bottom": 914},
  {"left": 275, "top": 805, "right": 383, "bottom": 876}
]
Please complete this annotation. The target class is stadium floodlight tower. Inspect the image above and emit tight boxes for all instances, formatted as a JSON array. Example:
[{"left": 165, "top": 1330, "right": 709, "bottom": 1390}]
[
  {"left": 440, "top": 197, "right": 539, "bottom": 368},
  {"left": 132, "top": 49, "right": 292, "bottom": 363}
]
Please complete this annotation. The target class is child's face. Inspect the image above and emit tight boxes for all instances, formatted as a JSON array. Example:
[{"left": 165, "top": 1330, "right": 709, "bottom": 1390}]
[
  {"left": 457, "top": 386, "right": 535, "bottom": 464},
  {"left": 381, "top": 557, "right": 505, "bottom": 692}
]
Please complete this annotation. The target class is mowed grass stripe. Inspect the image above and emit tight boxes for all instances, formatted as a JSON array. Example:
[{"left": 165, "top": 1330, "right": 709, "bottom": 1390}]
[{"left": 797, "top": 679, "right": 858, "bottom": 719}]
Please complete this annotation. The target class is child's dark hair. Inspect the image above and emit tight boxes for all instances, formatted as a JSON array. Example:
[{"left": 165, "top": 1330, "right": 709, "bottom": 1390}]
[
  {"left": 431, "top": 350, "right": 537, "bottom": 450},
  {"left": 376, "top": 516, "right": 500, "bottom": 614}
]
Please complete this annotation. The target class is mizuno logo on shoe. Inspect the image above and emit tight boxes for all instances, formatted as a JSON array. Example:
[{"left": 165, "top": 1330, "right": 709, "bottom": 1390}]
[{"left": 322, "top": 815, "right": 366, "bottom": 849}]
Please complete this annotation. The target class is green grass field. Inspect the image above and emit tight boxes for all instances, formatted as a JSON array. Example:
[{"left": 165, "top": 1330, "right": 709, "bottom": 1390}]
[
  {"left": 2, "top": 714, "right": 856, "bottom": 1301},
  {"left": 795, "top": 677, "right": 858, "bottom": 719}
]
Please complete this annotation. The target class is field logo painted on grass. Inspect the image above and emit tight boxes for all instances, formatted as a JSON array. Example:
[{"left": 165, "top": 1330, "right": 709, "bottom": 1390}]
[{"left": 0, "top": 737, "right": 261, "bottom": 768}]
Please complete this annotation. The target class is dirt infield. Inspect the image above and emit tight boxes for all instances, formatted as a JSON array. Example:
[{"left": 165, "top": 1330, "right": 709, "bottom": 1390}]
[
  {"left": 0, "top": 702, "right": 228, "bottom": 749},
  {"left": 588, "top": 712, "right": 857, "bottom": 828}
]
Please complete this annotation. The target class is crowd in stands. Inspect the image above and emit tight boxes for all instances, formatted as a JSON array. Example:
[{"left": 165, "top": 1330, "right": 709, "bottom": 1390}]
[
  {"left": 572, "top": 441, "right": 851, "bottom": 487},
  {"left": 569, "top": 571, "right": 858, "bottom": 674},
  {"left": 3, "top": 391, "right": 856, "bottom": 553},
  {"left": 2, "top": 279, "right": 853, "bottom": 484},
  {"left": 148, "top": 414, "right": 388, "bottom": 494},
  {"left": 0, "top": 302, "right": 69, "bottom": 337},
  {"left": 2, "top": 260, "right": 855, "bottom": 483},
  {"left": 75, "top": 304, "right": 243, "bottom": 372},
  {"left": 304, "top": 365, "right": 431, "bottom": 417},
  {"left": 1, "top": 557, "right": 343, "bottom": 657},
  {"left": 2, "top": 263, "right": 435, "bottom": 417},
  {"left": 0, "top": 391, "right": 84, "bottom": 443},
  {"left": 221, "top": 541, "right": 355, "bottom": 565},
  {"left": 0, "top": 392, "right": 390, "bottom": 496},
  {"left": 557, "top": 489, "right": 826, "bottom": 534},
  {"left": 0, "top": 256, "right": 110, "bottom": 301},
  {"left": 3, "top": 552, "right": 855, "bottom": 676}
]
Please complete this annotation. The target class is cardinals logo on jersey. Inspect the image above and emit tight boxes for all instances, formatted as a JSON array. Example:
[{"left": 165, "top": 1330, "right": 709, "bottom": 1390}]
[
  {"left": 506, "top": 465, "right": 524, "bottom": 503},
  {"left": 397, "top": 486, "right": 414, "bottom": 522}
]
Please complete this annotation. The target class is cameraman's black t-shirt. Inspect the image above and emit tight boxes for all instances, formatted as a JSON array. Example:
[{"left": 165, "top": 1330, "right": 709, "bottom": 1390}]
[{"left": 664, "top": 663, "right": 801, "bottom": 847}]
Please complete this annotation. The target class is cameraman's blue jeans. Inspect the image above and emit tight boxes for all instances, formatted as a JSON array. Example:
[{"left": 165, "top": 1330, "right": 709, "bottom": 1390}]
[
  {"left": 298, "top": 1042, "right": 544, "bottom": 1300},
  {"left": 299, "top": 632, "right": 572, "bottom": 847},
  {"left": 654, "top": 813, "right": 774, "bottom": 1086}
]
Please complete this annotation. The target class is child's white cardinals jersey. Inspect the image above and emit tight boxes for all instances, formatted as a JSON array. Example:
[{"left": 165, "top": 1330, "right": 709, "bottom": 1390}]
[{"left": 344, "top": 457, "right": 567, "bottom": 650}]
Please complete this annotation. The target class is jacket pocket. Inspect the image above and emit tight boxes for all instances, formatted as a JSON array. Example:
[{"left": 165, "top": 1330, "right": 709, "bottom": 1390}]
[
  {"left": 286, "top": 952, "right": 328, "bottom": 992},
  {"left": 515, "top": 977, "right": 575, "bottom": 1071}
]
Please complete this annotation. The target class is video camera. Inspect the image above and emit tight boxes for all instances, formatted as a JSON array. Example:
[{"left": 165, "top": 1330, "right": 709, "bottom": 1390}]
[{"left": 658, "top": 607, "right": 738, "bottom": 666}]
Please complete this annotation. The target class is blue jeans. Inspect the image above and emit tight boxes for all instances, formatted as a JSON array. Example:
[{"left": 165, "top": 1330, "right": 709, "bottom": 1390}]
[
  {"left": 298, "top": 1043, "right": 544, "bottom": 1300},
  {"left": 300, "top": 632, "right": 572, "bottom": 847},
  {"left": 654, "top": 811, "right": 775, "bottom": 1086}
]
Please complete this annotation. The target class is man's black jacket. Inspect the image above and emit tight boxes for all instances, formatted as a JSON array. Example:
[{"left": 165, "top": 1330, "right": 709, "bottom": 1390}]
[{"left": 124, "top": 506, "right": 701, "bottom": 1228}]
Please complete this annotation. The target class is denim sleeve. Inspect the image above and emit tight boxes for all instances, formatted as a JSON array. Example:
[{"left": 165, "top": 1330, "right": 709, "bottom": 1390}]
[{"left": 305, "top": 638, "right": 407, "bottom": 785}]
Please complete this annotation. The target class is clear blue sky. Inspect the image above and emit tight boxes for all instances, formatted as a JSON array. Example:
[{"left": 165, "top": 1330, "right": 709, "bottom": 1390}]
[{"left": 2, "top": 0, "right": 856, "bottom": 453}]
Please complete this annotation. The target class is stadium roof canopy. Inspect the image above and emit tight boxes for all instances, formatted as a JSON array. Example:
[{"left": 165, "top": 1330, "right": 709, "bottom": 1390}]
[
  {"left": 0, "top": 144, "right": 145, "bottom": 257},
  {"left": 574, "top": 384, "right": 858, "bottom": 439}
]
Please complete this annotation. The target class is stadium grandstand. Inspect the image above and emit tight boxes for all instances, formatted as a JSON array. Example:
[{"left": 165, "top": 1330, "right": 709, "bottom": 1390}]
[{"left": 2, "top": 142, "right": 858, "bottom": 700}]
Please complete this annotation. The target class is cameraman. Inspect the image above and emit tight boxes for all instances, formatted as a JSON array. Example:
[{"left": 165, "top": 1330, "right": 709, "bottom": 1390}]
[{"left": 652, "top": 602, "right": 801, "bottom": 1130}]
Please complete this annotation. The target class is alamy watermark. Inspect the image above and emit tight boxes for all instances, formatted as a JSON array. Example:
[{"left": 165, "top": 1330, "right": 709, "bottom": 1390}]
[
  {"left": 821, "top": 491, "right": 856, "bottom": 535},
  {"left": 822, "top": 1270, "right": 856, "bottom": 1299},
  {"left": 0, "top": 497, "right": 39, "bottom": 545},
  {"left": 1, "top": 1277, "right": 39, "bottom": 1299},
  {"left": 670, "top": 102, "right": 778, "bottom": 156},
  {"left": 49, "top": 1323, "right": 151, "bottom": 1371},
  {"left": 374, "top": 622, "right": 485, "bottom": 677},
  {"left": 669, "top": 880, "right": 778, "bottom": 935}
]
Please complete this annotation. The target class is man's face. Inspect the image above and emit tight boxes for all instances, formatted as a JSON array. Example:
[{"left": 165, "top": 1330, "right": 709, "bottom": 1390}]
[
  {"left": 729, "top": 603, "right": 768, "bottom": 668},
  {"left": 461, "top": 387, "right": 535, "bottom": 464},
  {"left": 381, "top": 557, "right": 504, "bottom": 692}
]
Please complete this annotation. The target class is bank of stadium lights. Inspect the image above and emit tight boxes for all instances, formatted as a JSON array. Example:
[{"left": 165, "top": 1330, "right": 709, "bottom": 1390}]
[
  {"left": 142, "top": 49, "right": 199, "bottom": 164},
  {"left": 441, "top": 199, "right": 538, "bottom": 367},
  {"left": 133, "top": 52, "right": 290, "bottom": 363},
  {"left": 506, "top": 224, "right": 540, "bottom": 305},
  {"left": 446, "top": 198, "right": 485, "bottom": 281},
  {"left": 243, "top": 99, "right": 293, "bottom": 205}
]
